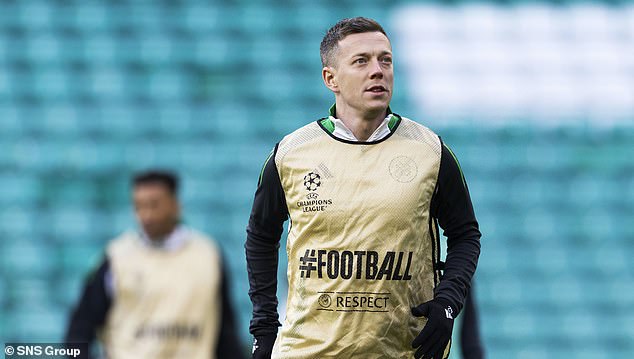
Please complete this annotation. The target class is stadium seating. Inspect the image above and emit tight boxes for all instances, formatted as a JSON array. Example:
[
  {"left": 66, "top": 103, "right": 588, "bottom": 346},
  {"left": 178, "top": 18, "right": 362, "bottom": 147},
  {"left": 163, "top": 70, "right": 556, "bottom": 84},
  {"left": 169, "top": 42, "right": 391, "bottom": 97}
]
[{"left": 0, "top": 1, "right": 632, "bottom": 358}]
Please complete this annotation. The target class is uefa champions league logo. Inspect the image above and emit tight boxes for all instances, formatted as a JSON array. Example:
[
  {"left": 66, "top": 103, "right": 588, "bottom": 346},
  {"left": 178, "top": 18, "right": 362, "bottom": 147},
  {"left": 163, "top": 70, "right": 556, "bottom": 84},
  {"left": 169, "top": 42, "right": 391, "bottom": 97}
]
[
  {"left": 303, "top": 172, "right": 322, "bottom": 191},
  {"left": 298, "top": 171, "right": 332, "bottom": 213}
]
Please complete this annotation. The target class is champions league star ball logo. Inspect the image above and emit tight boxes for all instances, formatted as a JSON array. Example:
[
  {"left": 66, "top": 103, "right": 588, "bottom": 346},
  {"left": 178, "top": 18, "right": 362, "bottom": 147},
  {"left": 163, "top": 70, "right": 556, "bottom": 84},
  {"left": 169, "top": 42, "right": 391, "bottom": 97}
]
[
  {"left": 298, "top": 171, "right": 332, "bottom": 212},
  {"left": 304, "top": 172, "right": 321, "bottom": 191}
]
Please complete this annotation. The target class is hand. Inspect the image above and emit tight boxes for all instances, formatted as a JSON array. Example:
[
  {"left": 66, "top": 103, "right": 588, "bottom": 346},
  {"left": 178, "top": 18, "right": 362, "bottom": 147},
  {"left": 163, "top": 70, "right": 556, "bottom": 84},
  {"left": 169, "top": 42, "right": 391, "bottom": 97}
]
[
  {"left": 252, "top": 333, "right": 276, "bottom": 359},
  {"left": 411, "top": 299, "right": 455, "bottom": 359}
]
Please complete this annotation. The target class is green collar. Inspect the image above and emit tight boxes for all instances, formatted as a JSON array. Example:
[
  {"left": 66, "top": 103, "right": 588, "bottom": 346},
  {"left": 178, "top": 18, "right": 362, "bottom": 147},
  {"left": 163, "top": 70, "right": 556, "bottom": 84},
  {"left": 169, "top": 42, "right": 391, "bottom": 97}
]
[{"left": 322, "top": 104, "right": 399, "bottom": 134}]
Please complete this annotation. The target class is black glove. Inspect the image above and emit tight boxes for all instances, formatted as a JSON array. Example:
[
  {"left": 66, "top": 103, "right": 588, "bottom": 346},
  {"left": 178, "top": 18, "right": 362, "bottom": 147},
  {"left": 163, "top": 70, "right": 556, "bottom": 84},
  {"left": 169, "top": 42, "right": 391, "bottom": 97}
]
[
  {"left": 252, "top": 333, "right": 276, "bottom": 359},
  {"left": 411, "top": 298, "right": 455, "bottom": 359}
]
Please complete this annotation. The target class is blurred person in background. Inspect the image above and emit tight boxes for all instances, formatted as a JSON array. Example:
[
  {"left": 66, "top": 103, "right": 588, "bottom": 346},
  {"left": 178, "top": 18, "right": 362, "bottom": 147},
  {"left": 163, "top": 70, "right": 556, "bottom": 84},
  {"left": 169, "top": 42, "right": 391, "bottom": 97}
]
[
  {"left": 65, "top": 170, "right": 245, "bottom": 359},
  {"left": 458, "top": 284, "right": 485, "bottom": 359},
  {"left": 245, "top": 17, "right": 481, "bottom": 359}
]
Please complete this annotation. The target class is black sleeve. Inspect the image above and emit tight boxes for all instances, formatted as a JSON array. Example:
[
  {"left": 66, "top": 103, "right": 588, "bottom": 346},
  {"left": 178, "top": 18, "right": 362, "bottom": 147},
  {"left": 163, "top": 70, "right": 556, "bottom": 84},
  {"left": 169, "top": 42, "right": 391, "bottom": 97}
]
[
  {"left": 64, "top": 257, "right": 112, "bottom": 350},
  {"left": 216, "top": 258, "right": 247, "bottom": 359},
  {"left": 245, "top": 145, "right": 288, "bottom": 338},
  {"left": 460, "top": 284, "right": 485, "bottom": 359},
  {"left": 431, "top": 141, "right": 481, "bottom": 314}
]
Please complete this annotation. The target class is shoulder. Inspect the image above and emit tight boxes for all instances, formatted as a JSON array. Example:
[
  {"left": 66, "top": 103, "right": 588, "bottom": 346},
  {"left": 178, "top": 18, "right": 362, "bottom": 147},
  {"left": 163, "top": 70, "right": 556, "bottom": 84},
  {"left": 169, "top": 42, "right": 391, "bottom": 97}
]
[
  {"left": 280, "top": 121, "right": 324, "bottom": 144},
  {"left": 106, "top": 231, "right": 140, "bottom": 258},
  {"left": 398, "top": 116, "right": 437, "bottom": 133},
  {"left": 395, "top": 116, "right": 442, "bottom": 156},
  {"left": 276, "top": 121, "right": 327, "bottom": 161},
  {"left": 183, "top": 229, "right": 225, "bottom": 273},
  {"left": 184, "top": 228, "right": 223, "bottom": 258}
]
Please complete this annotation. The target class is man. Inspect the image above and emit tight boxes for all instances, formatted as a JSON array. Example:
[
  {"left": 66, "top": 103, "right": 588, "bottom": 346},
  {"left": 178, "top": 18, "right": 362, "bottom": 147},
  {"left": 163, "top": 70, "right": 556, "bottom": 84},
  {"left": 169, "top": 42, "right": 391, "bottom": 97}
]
[
  {"left": 65, "top": 170, "right": 245, "bottom": 359},
  {"left": 459, "top": 286, "right": 486, "bottom": 359},
  {"left": 245, "top": 17, "right": 481, "bottom": 359}
]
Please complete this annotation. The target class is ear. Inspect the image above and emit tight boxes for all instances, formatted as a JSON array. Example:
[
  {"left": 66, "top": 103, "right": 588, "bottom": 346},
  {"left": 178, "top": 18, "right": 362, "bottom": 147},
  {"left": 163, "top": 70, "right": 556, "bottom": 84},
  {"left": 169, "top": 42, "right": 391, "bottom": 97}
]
[
  {"left": 172, "top": 196, "right": 181, "bottom": 214},
  {"left": 322, "top": 66, "right": 339, "bottom": 93}
]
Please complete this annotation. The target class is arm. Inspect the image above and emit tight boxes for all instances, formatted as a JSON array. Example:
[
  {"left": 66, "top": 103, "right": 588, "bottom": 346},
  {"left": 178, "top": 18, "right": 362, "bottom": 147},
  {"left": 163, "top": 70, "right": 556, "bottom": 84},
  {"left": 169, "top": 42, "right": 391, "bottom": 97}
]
[
  {"left": 431, "top": 142, "right": 481, "bottom": 314},
  {"left": 64, "top": 257, "right": 112, "bottom": 355},
  {"left": 244, "top": 145, "right": 288, "bottom": 355},
  {"left": 215, "top": 258, "right": 247, "bottom": 359},
  {"left": 411, "top": 142, "right": 481, "bottom": 359}
]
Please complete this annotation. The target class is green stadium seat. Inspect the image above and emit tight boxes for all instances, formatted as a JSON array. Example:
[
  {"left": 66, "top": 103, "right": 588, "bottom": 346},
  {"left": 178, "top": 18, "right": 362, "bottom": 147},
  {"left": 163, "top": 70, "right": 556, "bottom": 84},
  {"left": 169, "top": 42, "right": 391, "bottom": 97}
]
[
  {"left": 185, "top": 210, "right": 233, "bottom": 246},
  {"left": 151, "top": 104, "right": 194, "bottom": 138},
  {"left": 481, "top": 274, "right": 521, "bottom": 309},
  {"left": 6, "top": 308, "right": 66, "bottom": 342},
  {"left": 0, "top": 1, "right": 20, "bottom": 30},
  {"left": 0, "top": 65, "right": 10, "bottom": 97},
  {"left": 107, "top": 2, "right": 162, "bottom": 36},
  {"left": 16, "top": 0, "right": 54, "bottom": 32},
  {"left": 115, "top": 140, "right": 175, "bottom": 173},
  {"left": 39, "top": 102, "right": 84, "bottom": 137},
  {"left": 55, "top": 0, "right": 109, "bottom": 34},
  {"left": 0, "top": 277, "right": 5, "bottom": 308},
  {"left": 0, "top": 242, "right": 54, "bottom": 277},
  {"left": 5, "top": 278, "right": 52, "bottom": 312},
  {"left": 0, "top": 102, "right": 22, "bottom": 133},
  {"left": 561, "top": 309, "right": 600, "bottom": 340},
  {"left": 74, "top": 32, "right": 118, "bottom": 67},
  {"left": 475, "top": 245, "right": 506, "bottom": 278},
  {"left": 0, "top": 174, "right": 39, "bottom": 206},
  {"left": 181, "top": 174, "right": 224, "bottom": 207},
  {"left": 46, "top": 206, "right": 102, "bottom": 244},
  {"left": 498, "top": 309, "right": 537, "bottom": 340},
  {"left": 58, "top": 243, "right": 102, "bottom": 277},
  {"left": 92, "top": 104, "right": 154, "bottom": 139},
  {"left": 178, "top": 2, "right": 227, "bottom": 35},
  {"left": 286, "top": 3, "right": 338, "bottom": 38},
  {"left": 54, "top": 275, "right": 84, "bottom": 309},
  {"left": 178, "top": 103, "right": 220, "bottom": 138},
  {"left": 24, "top": 33, "right": 62, "bottom": 69},
  {"left": 6, "top": 69, "right": 34, "bottom": 102},
  {"left": 85, "top": 65, "right": 126, "bottom": 102},
  {"left": 619, "top": 313, "right": 634, "bottom": 344},
  {"left": 0, "top": 205, "right": 37, "bottom": 239},
  {"left": 608, "top": 282, "right": 634, "bottom": 310},
  {"left": 145, "top": 68, "right": 187, "bottom": 101},
  {"left": 105, "top": 209, "right": 135, "bottom": 237},
  {"left": 11, "top": 140, "right": 61, "bottom": 173}
]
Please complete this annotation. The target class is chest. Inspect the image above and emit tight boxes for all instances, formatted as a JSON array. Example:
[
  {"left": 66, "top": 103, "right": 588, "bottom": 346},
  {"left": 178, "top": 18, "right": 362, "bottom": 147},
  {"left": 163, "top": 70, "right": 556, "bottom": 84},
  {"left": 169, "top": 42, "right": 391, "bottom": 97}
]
[
  {"left": 111, "top": 248, "right": 218, "bottom": 303},
  {"left": 279, "top": 139, "right": 440, "bottom": 236},
  {"left": 275, "top": 125, "right": 442, "bottom": 336}
]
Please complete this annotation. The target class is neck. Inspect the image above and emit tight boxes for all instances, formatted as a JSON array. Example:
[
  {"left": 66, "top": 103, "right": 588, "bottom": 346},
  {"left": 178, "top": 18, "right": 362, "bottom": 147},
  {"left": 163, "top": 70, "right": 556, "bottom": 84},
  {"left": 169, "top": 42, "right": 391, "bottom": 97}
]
[
  {"left": 145, "top": 223, "right": 179, "bottom": 243},
  {"left": 333, "top": 103, "right": 387, "bottom": 141}
]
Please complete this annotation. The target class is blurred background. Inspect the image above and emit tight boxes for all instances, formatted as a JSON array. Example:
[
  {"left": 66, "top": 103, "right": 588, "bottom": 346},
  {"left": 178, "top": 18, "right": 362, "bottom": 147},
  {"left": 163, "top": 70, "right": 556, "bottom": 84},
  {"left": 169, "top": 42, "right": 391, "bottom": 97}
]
[{"left": 0, "top": 0, "right": 632, "bottom": 358}]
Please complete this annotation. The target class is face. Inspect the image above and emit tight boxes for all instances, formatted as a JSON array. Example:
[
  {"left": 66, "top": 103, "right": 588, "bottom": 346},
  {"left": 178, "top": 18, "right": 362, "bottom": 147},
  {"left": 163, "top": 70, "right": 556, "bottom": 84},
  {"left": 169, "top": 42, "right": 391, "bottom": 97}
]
[
  {"left": 323, "top": 31, "right": 394, "bottom": 117},
  {"left": 133, "top": 183, "right": 180, "bottom": 240}
]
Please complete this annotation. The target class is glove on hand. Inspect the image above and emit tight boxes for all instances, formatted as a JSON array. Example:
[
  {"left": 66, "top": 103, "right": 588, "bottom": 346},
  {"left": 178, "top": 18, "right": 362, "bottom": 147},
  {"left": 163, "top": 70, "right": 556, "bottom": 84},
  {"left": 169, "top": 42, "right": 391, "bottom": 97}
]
[
  {"left": 252, "top": 333, "right": 276, "bottom": 359},
  {"left": 411, "top": 299, "right": 455, "bottom": 359}
]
